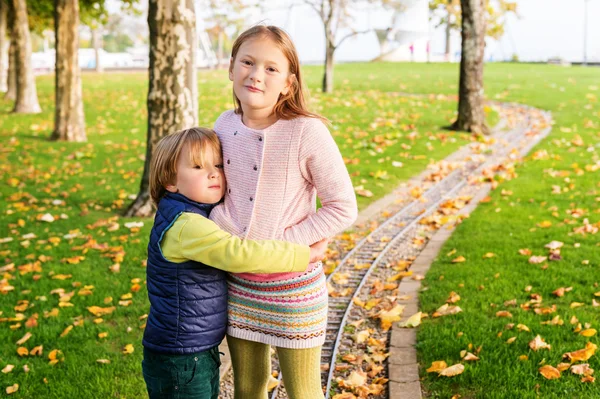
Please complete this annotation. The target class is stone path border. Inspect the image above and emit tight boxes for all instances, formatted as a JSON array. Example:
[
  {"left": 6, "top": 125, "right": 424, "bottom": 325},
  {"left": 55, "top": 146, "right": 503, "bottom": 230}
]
[{"left": 388, "top": 106, "right": 553, "bottom": 399}]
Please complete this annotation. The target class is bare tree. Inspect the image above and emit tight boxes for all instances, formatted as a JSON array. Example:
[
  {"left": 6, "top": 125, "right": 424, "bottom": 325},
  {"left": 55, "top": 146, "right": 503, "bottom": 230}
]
[
  {"left": 0, "top": 0, "right": 7, "bottom": 93},
  {"left": 11, "top": 0, "right": 41, "bottom": 113},
  {"left": 125, "top": 0, "right": 198, "bottom": 217},
  {"left": 91, "top": 25, "right": 103, "bottom": 72},
  {"left": 451, "top": 0, "right": 488, "bottom": 134},
  {"left": 304, "top": 0, "right": 373, "bottom": 93}
]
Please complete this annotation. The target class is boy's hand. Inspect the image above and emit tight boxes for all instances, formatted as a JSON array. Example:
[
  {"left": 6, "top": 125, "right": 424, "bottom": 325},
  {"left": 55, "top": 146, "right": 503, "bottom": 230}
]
[{"left": 309, "top": 238, "right": 329, "bottom": 263}]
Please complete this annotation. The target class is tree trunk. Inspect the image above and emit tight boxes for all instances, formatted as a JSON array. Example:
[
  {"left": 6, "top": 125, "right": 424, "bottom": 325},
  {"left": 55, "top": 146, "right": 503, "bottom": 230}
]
[
  {"left": 217, "top": 30, "right": 223, "bottom": 69},
  {"left": 11, "top": 0, "right": 41, "bottom": 114},
  {"left": 322, "top": 30, "right": 334, "bottom": 93},
  {"left": 125, "top": 0, "right": 198, "bottom": 217},
  {"left": 92, "top": 28, "right": 103, "bottom": 72},
  {"left": 0, "top": 0, "right": 7, "bottom": 93},
  {"left": 5, "top": 0, "right": 16, "bottom": 100},
  {"left": 6, "top": 35, "right": 15, "bottom": 99},
  {"left": 52, "top": 0, "right": 86, "bottom": 142},
  {"left": 451, "top": 0, "right": 488, "bottom": 134}
]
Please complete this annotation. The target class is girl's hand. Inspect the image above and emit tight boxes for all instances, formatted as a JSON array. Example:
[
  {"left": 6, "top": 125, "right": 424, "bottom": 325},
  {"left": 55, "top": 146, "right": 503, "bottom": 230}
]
[{"left": 308, "top": 238, "right": 329, "bottom": 263}]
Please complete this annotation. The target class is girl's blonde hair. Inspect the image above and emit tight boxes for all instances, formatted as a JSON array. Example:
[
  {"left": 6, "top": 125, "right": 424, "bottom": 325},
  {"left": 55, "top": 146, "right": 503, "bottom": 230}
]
[
  {"left": 230, "top": 25, "right": 327, "bottom": 123},
  {"left": 149, "top": 127, "right": 222, "bottom": 205}
]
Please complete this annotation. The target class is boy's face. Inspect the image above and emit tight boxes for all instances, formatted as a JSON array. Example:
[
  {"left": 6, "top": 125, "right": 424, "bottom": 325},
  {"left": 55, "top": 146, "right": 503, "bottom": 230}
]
[{"left": 166, "top": 144, "right": 226, "bottom": 204}]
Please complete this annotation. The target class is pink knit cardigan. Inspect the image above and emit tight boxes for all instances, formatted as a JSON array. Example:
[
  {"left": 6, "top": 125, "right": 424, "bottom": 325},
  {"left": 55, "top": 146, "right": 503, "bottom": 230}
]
[{"left": 209, "top": 110, "right": 358, "bottom": 282}]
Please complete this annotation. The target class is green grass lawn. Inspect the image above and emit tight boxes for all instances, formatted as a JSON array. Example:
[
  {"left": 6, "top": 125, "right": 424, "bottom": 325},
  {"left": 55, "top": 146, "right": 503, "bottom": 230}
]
[
  {"left": 0, "top": 64, "right": 478, "bottom": 398},
  {"left": 1, "top": 62, "right": 596, "bottom": 398},
  {"left": 408, "top": 64, "right": 600, "bottom": 398}
]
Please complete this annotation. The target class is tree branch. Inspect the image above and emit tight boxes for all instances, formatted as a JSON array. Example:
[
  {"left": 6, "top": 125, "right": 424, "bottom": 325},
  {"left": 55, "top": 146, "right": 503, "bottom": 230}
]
[{"left": 335, "top": 28, "right": 370, "bottom": 49}]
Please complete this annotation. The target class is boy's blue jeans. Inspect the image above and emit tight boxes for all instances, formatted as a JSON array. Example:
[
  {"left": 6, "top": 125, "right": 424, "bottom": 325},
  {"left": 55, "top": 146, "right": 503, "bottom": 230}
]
[{"left": 142, "top": 346, "right": 221, "bottom": 399}]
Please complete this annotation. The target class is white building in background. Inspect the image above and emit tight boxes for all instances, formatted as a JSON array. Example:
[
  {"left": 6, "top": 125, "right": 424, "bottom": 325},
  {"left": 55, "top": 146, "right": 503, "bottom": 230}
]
[{"left": 376, "top": 0, "right": 433, "bottom": 62}]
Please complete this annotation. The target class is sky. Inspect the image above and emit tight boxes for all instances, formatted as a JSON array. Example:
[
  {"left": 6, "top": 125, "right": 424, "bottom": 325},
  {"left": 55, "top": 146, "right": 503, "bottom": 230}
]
[{"left": 108, "top": 0, "right": 600, "bottom": 64}]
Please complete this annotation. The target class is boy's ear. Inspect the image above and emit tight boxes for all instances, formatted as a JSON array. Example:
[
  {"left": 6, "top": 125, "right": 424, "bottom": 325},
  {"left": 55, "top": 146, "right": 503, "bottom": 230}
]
[
  {"left": 165, "top": 184, "right": 178, "bottom": 193},
  {"left": 228, "top": 57, "right": 234, "bottom": 81}
]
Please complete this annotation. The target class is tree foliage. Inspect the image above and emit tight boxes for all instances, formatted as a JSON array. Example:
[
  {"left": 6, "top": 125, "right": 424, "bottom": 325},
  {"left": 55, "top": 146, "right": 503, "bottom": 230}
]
[{"left": 429, "top": 0, "right": 516, "bottom": 40}]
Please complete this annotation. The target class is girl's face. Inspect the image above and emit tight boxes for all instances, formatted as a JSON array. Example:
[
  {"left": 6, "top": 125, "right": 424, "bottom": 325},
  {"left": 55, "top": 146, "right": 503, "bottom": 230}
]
[
  {"left": 229, "top": 37, "right": 293, "bottom": 117},
  {"left": 166, "top": 145, "right": 225, "bottom": 204}
]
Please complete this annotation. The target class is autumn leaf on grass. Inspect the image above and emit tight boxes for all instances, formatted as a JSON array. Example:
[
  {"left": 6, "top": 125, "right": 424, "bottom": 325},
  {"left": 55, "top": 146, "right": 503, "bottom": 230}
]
[
  {"left": 2, "top": 365, "right": 14, "bottom": 374},
  {"left": 426, "top": 361, "right": 447, "bottom": 373},
  {"left": 518, "top": 248, "right": 532, "bottom": 256},
  {"left": 60, "top": 325, "right": 73, "bottom": 338},
  {"left": 581, "top": 375, "right": 595, "bottom": 383},
  {"left": 545, "top": 241, "right": 564, "bottom": 250},
  {"left": 452, "top": 256, "right": 466, "bottom": 263},
  {"left": 377, "top": 304, "right": 404, "bottom": 331},
  {"left": 16, "top": 332, "right": 32, "bottom": 345},
  {"left": 122, "top": 344, "right": 135, "bottom": 354},
  {"left": 496, "top": 311, "right": 513, "bottom": 318},
  {"left": 96, "top": 359, "right": 111, "bottom": 364},
  {"left": 482, "top": 252, "right": 496, "bottom": 259},
  {"left": 87, "top": 306, "right": 116, "bottom": 317},
  {"left": 354, "top": 186, "right": 373, "bottom": 198},
  {"left": 433, "top": 304, "right": 462, "bottom": 318},
  {"left": 48, "top": 349, "right": 64, "bottom": 365},
  {"left": 580, "top": 329, "right": 597, "bottom": 337},
  {"left": 571, "top": 364, "right": 594, "bottom": 376},
  {"left": 447, "top": 291, "right": 461, "bottom": 303},
  {"left": 462, "top": 352, "right": 480, "bottom": 361},
  {"left": 529, "top": 335, "right": 551, "bottom": 351},
  {"left": 528, "top": 256, "right": 547, "bottom": 264},
  {"left": 438, "top": 364, "right": 464, "bottom": 377},
  {"left": 6, "top": 384, "right": 19, "bottom": 395},
  {"left": 537, "top": 221, "right": 552, "bottom": 228},
  {"left": 557, "top": 363, "right": 571, "bottom": 372},
  {"left": 563, "top": 342, "right": 597, "bottom": 363},
  {"left": 30, "top": 345, "right": 43, "bottom": 356},
  {"left": 539, "top": 365, "right": 561, "bottom": 380}
]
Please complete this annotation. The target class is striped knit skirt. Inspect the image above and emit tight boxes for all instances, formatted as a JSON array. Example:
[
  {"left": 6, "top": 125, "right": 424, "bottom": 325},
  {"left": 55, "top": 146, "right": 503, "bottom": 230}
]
[{"left": 226, "top": 262, "right": 328, "bottom": 349}]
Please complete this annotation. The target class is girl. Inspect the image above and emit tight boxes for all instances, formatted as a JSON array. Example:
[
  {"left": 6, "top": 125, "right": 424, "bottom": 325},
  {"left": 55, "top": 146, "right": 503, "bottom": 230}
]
[{"left": 210, "top": 26, "right": 358, "bottom": 399}]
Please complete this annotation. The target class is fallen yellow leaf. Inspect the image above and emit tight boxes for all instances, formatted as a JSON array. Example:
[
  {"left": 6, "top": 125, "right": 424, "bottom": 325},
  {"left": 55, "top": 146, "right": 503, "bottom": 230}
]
[
  {"left": 539, "top": 365, "right": 560, "bottom": 379},
  {"left": 6, "top": 384, "right": 19, "bottom": 395},
  {"left": 426, "top": 361, "right": 448, "bottom": 373},
  {"left": 529, "top": 335, "right": 551, "bottom": 351},
  {"left": 439, "top": 364, "right": 464, "bottom": 377},
  {"left": 122, "top": 344, "right": 134, "bottom": 354},
  {"left": 398, "top": 312, "right": 422, "bottom": 328}
]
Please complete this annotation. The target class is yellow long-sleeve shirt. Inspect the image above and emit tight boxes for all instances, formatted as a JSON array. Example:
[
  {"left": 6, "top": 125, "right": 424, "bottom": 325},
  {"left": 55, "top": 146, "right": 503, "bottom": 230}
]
[{"left": 161, "top": 212, "right": 310, "bottom": 273}]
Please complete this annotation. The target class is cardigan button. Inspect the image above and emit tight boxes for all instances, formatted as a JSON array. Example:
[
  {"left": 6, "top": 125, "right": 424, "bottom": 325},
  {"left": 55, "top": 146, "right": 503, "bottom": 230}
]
[
  {"left": 258, "top": 137, "right": 262, "bottom": 141},
  {"left": 228, "top": 189, "right": 231, "bottom": 194},
  {"left": 227, "top": 159, "right": 230, "bottom": 164},
  {"left": 234, "top": 131, "right": 238, "bottom": 135},
  {"left": 253, "top": 165, "right": 257, "bottom": 171},
  {"left": 249, "top": 197, "right": 253, "bottom": 201}
]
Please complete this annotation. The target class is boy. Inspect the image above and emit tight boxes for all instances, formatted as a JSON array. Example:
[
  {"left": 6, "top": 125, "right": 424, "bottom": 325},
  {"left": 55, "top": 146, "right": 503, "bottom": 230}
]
[{"left": 142, "top": 127, "right": 327, "bottom": 398}]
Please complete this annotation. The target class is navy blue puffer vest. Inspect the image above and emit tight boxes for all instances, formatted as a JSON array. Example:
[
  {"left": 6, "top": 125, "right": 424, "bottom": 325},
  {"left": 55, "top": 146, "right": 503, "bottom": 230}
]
[{"left": 142, "top": 192, "right": 228, "bottom": 354}]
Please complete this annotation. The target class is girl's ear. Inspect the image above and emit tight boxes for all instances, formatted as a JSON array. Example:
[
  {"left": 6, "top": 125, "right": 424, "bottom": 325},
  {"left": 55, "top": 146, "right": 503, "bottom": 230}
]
[
  {"left": 228, "top": 57, "right": 234, "bottom": 81},
  {"left": 165, "top": 184, "right": 178, "bottom": 193},
  {"left": 282, "top": 74, "right": 296, "bottom": 95}
]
